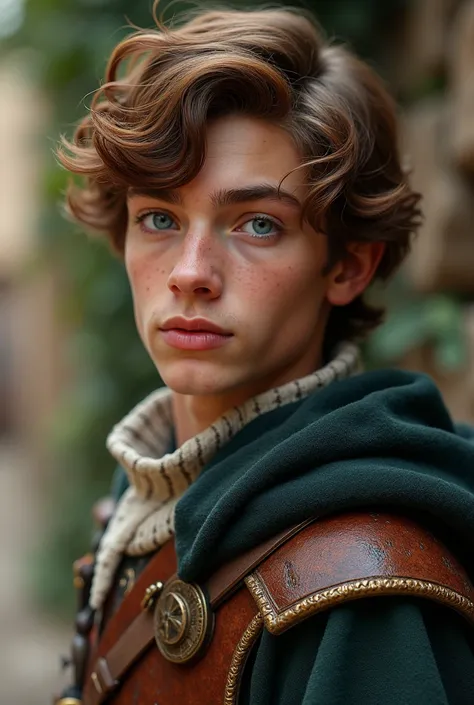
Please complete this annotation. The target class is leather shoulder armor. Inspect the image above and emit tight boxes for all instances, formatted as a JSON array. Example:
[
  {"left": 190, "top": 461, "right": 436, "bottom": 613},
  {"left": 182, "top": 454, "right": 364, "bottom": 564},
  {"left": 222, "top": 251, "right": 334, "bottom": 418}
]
[
  {"left": 245, "top": 512, "right": 474, "bottom": 635},
  {"left": 77, "top": 511, "right": 474, "bottom": 705}
]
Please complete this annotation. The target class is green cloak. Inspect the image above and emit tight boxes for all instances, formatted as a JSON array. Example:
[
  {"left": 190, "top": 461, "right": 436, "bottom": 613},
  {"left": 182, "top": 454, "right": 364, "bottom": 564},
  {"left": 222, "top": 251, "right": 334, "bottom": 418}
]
[{"left": 173, "top": 369, "right": 474, "bottom": 704}]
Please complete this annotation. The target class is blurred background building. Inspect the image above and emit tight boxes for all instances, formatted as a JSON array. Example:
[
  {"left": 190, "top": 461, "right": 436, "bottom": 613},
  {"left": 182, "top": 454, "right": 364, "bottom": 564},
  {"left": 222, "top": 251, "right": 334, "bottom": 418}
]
[{"left": 0, "top": 0, "right": 473, "bottom": 702}]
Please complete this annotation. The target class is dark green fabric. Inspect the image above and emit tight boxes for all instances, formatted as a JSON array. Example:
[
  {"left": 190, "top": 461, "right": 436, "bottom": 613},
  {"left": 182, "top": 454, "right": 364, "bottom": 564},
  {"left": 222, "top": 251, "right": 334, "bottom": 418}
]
[
  {"left": 172, "top": 369, "right": 474, "bottom": 704},
  {"left": 240, "top": 598, "right": 474, "bottom": 704},
  {"left": 175, "top": 369, "right": 474, "bottom": 580}
]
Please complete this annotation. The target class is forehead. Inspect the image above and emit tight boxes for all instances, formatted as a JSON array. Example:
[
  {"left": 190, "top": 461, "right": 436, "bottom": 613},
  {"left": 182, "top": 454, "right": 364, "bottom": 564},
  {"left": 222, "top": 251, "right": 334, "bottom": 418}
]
[{"left": 182, "top": 115, "right": 306, "bottom": 200}]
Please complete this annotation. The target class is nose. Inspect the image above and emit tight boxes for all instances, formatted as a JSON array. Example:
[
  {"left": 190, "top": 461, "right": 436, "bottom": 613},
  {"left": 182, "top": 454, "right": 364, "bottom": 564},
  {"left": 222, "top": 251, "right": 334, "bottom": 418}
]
[{"left": 167, "top": 231, "right": 223, "bottom": 300}]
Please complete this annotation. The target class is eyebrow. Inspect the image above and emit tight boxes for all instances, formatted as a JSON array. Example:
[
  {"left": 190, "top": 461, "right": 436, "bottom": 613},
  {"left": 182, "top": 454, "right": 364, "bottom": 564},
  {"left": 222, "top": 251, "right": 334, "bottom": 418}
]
[{"left": 127, "top": 184, "right": 302, "bottom": 209}]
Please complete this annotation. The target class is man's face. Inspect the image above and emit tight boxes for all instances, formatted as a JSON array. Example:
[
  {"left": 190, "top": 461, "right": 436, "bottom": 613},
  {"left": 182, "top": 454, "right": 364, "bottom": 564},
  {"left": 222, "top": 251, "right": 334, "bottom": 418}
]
[{"left": 125, "top": 115, "right": 332, "bottom": 400}]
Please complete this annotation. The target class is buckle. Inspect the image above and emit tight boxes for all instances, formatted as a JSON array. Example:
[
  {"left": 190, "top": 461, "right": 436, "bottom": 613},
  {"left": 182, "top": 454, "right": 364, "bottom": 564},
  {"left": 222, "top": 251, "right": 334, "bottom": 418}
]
[
  {"left": 153, "top": 578, "right": 214, "bottom": 664},
  {"left": 90, "top": 657, "right": 119, "bottom": 696},
  {"left": 141, "top": 581, "right": 164, "bottom": 611}
]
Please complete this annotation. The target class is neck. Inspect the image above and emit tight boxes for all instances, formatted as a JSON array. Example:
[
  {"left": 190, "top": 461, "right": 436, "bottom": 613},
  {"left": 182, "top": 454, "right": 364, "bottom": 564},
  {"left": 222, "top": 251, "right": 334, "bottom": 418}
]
[
  {"left": 171, "top": 354, "right": 325, "bottom": 447},
  {"left": 171, "top": 393, "right": 235, "bottom": 447}
]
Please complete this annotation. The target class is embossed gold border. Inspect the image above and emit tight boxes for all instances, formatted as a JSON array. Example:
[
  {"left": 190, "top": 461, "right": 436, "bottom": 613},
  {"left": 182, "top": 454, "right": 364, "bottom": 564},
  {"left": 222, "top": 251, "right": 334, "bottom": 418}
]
[
  {"left": 245, "top": 573, "right": 474, "bottom": 635},
  {"left": 224, "top": 613, "right": 263, "bottom": 705}
]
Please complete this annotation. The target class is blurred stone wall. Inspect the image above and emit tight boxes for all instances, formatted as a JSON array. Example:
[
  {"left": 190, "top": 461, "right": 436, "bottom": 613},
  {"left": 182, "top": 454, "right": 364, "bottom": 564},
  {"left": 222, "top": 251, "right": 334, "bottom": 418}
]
[
  {"left": 396, "top": 0, "right": 474, "bottom": 422},
  {"left": 0, "top": 56, "right": 71, "bottom": 705},
  {"left": 0, "top": 57, "right": 67, "bottom": 463}
]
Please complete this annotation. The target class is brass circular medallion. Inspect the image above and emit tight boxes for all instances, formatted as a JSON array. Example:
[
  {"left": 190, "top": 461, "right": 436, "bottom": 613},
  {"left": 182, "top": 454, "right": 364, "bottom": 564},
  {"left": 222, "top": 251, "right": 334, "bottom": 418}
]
[
  {"left": 157, "top": 591, "right": 188, "bottom": 645},
  {"left": 153, "top": 578, "right": 213, "bottom": 664}
]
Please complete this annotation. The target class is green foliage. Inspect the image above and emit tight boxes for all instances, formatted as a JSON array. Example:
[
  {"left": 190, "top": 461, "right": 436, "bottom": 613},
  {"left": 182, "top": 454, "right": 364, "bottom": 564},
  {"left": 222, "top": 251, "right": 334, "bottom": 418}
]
[
  {"left": 364, "top": 278, "right": 467, "bottom": 371},
  {"left": 10, "top": 0, "right": 458, "bottom": 615}
]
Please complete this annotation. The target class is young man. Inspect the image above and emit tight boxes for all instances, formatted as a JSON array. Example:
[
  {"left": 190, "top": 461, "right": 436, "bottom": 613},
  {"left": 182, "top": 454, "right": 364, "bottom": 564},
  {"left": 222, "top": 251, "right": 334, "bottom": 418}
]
[{"left": 56, "top": 7, "right": 474, "bottom": 705}]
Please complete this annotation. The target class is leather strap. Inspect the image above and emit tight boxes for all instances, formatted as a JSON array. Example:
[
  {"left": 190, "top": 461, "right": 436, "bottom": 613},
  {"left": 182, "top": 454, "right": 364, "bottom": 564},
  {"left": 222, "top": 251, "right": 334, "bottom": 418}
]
[
  {"left": 83, "top": 537, "right": 177, "bottom": 705},
  {"left": 88, "top": 611, "right": 152, "bottom": 702},
  {"left": 84, "top": 511, "right": 474, "bottom": 705},
  {"left": 86, "top": 576, "right": 259, "bottom": 705},
  {"left": 207, "top": 517, "right": 314, "bottom": 607},
  {"left": 84, "top": 519, "right": 306, "bottom": 705}
]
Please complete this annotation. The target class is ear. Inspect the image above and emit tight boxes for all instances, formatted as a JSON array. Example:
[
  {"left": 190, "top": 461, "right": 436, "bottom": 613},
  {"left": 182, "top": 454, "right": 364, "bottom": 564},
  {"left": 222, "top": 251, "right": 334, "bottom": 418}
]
[{"left": 325, "top": 241, "right": 386, "bottom": 307}]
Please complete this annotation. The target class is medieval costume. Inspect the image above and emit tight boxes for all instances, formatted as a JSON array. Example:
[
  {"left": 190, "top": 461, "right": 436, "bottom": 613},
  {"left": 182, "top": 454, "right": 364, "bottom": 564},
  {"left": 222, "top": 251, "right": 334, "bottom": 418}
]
[{"left": 59, "top": 344, "right": 474, "bottom": 705}]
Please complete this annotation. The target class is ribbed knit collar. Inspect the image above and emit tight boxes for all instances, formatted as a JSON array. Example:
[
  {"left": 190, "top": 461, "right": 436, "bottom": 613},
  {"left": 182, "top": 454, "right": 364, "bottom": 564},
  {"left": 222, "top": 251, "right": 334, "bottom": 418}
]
[{"left": 106, "top": 342, "right": 360, "bottom": 500}]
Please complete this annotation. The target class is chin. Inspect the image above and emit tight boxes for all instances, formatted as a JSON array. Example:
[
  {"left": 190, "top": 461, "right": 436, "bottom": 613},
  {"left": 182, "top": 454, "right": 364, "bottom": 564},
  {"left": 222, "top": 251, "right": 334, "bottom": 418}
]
[{"left": 156, "top": 360, "right": 237, "bottom": 397}]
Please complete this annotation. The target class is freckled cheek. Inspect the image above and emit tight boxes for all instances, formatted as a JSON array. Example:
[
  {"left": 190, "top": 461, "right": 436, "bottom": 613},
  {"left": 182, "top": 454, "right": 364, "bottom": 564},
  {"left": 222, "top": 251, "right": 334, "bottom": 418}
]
[
  {"left": 126, "top": 261, "right": 169, "bottom": 341},
  {"left": 243, "top": 265, "right": 323, "bottom": 343},
  {"left": 238, "top": 265, "right": 308, "bottom": 302},
  {"left": 127, "top": 254, "right": 166, "bottom": 295}
]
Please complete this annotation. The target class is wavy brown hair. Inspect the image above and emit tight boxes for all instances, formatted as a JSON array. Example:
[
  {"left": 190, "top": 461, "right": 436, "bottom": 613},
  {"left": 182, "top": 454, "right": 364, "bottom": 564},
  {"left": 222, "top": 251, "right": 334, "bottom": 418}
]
[{"left": 57, "top": 6, "right": 422, "bottom": 351}]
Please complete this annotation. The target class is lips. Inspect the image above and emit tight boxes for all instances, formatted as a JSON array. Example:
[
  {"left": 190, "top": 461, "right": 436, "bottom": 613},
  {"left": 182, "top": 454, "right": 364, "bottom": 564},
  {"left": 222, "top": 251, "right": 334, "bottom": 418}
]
[
  {"left": 159, "top": 317, "right": 233, "bottom": 351},
  {"left": 160, "top": 317, "right": 232, "bottom": 336}
]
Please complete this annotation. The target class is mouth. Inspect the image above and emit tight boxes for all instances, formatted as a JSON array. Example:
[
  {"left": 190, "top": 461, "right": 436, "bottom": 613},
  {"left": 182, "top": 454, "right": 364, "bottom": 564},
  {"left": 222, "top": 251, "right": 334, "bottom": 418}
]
[
  {"left": 159, "top": 317, "right": 233, "bottom": 351},
  {"left": 160, "top": 317, "right": 232, "bottom": 336}
]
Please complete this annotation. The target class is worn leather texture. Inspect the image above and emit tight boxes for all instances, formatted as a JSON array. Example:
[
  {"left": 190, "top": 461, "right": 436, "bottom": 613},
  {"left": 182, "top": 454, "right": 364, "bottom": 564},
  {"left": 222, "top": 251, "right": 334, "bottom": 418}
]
[
  {"left": 84, "top": 535, "right": 257, "bottom": 705},
  {"left": 83, "top": 511, "right": 474, "bottom": 705},
  {"left": 251, "top": 511, "right": 474, "bottom": 631}
]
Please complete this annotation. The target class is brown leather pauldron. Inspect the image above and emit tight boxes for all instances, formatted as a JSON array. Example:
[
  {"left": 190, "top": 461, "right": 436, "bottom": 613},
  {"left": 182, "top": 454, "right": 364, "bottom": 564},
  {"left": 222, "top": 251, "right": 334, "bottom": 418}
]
[{"left": 81, "top": 511, "right": 474, "bottom": 705}]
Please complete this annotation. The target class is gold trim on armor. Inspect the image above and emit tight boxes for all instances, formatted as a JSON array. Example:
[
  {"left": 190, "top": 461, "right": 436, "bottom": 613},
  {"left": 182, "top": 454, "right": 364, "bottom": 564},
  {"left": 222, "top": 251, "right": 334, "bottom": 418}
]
[
  {"left": 224, "top": 613, "right": 263, "bottom": 705},
  {"left": 55, "top": 699, "right": 82, "bottom": 705},
  {"left": 245, "top": 573, "right": 474, "bottom": 635}
]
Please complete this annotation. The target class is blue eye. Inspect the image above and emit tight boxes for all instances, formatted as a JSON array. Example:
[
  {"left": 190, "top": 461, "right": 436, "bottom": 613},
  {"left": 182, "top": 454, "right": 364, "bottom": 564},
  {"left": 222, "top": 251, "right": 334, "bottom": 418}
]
[
  {"left": 239, "top": 216, "right": 281, "bottom": 239},
  {"left": 136, "top": 211, "right": 178, "bottom": 232}
]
